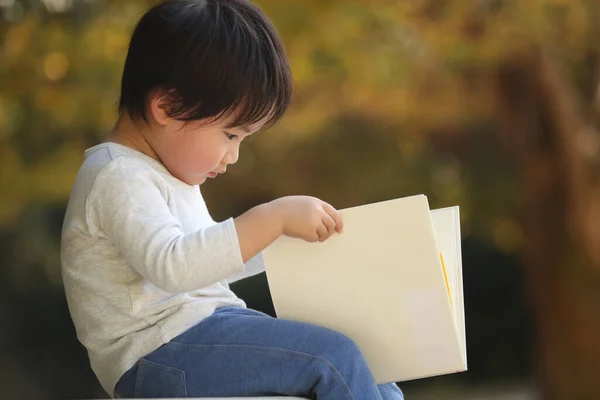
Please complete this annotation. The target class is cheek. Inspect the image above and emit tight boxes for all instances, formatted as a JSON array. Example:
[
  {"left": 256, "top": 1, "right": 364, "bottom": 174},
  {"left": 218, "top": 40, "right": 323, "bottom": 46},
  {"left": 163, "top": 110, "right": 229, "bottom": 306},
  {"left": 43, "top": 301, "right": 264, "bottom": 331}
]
[
  {"left": 186, "top": 138, "right": 225, "bottom": 171},
  {"left": 191, "top": 148, "right": 218, "bottom": 171},
  {"left": 154, "top": 137, "right": 208, "bottom": 179}
]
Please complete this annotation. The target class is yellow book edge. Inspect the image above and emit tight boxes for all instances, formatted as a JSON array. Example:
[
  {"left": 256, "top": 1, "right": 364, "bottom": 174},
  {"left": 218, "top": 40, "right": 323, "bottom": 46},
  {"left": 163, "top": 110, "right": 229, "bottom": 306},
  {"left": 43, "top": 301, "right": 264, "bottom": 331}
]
[{"left": 440, "top": 253, "right": 452, "bottom": 308}]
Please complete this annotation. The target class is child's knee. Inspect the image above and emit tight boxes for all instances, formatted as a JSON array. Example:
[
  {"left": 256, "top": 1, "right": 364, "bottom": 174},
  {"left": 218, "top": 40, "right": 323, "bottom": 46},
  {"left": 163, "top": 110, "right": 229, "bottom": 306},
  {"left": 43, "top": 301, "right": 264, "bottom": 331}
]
[
  {"left": 304, "top": 329, "right": 380, "bottom": 396},
  {"left": 318, "top": 329, "right": 368, "bottom": 368}
]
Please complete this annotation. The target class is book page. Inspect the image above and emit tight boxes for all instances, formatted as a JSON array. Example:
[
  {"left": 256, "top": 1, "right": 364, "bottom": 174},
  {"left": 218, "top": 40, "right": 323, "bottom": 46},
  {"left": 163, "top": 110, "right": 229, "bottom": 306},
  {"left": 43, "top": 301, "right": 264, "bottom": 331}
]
[
  {"left": 431, "top": 208, "right": 458, "bottom": 315},
  {"left": 263, "top": 195, "right": 466, "bottom": 383},
  {"left": 431, "top": 206, "right": 467, "bottom": 361}
]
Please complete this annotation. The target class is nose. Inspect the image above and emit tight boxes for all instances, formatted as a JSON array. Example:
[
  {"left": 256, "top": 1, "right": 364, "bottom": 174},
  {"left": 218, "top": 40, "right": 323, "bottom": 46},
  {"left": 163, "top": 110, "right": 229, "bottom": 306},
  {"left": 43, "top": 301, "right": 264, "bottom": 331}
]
[{"left": 224, "top": 143, "right": 240, "bottom": 165}]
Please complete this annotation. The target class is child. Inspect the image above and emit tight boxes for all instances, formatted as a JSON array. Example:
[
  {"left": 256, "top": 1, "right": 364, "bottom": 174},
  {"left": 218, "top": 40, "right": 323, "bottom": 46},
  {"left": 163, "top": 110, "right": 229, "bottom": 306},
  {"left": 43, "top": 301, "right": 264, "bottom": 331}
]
[{"left": 61, "top": 1, "right": 403, "bottom": 399}]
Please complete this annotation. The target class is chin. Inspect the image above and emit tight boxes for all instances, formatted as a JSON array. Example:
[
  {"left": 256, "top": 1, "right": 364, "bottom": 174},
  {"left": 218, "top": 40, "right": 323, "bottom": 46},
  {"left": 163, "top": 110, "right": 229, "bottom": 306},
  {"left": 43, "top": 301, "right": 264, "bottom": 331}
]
[
  {"left": 176, "top": 174, "right": 206, "bottom": 186},
  {"left": 187, "top": 177, "right": 206, "bottom": 186}
]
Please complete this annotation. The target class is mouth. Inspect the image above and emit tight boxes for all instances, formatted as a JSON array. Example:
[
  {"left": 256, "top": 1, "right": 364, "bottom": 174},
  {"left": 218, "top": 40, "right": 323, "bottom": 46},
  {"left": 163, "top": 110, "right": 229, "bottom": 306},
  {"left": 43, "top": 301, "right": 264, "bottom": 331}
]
[{"left": 207, "top": 172, "right": 218, "bottom": 178}]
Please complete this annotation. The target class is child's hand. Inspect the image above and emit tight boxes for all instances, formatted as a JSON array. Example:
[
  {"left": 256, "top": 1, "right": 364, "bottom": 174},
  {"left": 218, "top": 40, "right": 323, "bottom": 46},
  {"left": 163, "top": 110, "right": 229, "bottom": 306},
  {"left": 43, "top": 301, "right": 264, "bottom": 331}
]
[
  {"left": 268, "top": 196, "right": 343, "bottom": 243},
  {"left": 234, "top": 196, "right": 343, "bottom": 262}
]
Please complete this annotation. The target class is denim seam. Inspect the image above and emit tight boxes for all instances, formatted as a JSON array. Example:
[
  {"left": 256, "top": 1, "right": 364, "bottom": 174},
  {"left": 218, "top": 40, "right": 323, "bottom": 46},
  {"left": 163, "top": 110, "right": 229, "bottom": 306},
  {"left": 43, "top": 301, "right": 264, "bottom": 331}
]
[
  {"left": 166, "top": 342, "right": 356, "bottom": 400},
  {"left": 134, "top": 360, "right": 145, "bottom": 396},
  {"left": 137, "top": 358, "right": 188, "bottom": 397}
]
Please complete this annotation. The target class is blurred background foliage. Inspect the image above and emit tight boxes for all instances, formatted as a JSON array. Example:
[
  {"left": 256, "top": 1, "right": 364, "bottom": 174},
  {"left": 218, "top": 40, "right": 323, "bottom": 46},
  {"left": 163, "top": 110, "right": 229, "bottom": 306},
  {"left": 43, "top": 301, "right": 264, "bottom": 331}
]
[{"left": 2, "top": 0, "right": 600, "bottom": 399}]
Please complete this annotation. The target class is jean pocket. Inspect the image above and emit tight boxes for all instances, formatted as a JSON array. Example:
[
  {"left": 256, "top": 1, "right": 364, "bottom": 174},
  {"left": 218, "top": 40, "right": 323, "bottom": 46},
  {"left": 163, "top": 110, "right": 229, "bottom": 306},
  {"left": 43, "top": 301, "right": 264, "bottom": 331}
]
[{"left": 134, "top": 359, "right": 187, "bottom": 398}]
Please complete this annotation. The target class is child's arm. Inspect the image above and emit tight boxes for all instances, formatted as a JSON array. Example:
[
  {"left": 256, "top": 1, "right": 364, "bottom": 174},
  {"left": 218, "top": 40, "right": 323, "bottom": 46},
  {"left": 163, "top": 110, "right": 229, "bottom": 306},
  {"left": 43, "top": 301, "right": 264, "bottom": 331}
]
[
  {"left": 87, "top": 161, "right": 342, "bottom": 294},
  {"left": 87, "top": 160, "right": 247, "bottom": 294}
]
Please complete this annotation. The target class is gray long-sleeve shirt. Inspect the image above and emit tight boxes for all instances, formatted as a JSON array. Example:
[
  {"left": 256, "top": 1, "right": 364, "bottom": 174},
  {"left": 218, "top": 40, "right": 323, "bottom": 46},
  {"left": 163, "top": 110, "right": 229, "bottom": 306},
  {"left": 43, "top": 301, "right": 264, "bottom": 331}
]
[{"left": 61, "top": 142, "right": 264, "bottom": 397}]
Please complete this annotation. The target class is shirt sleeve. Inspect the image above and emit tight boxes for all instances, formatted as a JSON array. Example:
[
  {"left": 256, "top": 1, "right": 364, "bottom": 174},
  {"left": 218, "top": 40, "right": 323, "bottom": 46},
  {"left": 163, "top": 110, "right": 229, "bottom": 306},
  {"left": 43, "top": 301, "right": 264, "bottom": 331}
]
[
  {"left": 226, "top": 252, "right": 266, "bottom": 284},
  {"left": 86, "top": 159, "right": 245, "bottom": 293}
]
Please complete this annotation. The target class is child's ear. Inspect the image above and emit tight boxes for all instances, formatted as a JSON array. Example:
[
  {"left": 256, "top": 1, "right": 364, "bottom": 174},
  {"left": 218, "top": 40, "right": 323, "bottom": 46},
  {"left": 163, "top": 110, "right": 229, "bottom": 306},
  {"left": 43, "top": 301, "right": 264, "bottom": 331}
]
[{"left": 148, "top": 92, "right": 173, "bottom": 126}]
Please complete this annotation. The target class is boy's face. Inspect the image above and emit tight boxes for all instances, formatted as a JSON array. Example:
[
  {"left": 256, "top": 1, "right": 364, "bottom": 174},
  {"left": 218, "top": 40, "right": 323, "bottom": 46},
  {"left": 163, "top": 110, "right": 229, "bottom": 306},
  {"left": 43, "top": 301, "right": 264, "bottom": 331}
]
[{"left": 147, "top": 111, "right": 264, "bottom": 186}]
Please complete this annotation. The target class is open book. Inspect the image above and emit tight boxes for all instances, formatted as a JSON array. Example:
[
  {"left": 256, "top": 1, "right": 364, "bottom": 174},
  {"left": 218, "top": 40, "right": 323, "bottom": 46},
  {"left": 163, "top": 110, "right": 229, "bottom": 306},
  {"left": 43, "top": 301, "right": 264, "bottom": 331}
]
[{"left": 262, "top": 194, "right": 467, "bottom": 384}]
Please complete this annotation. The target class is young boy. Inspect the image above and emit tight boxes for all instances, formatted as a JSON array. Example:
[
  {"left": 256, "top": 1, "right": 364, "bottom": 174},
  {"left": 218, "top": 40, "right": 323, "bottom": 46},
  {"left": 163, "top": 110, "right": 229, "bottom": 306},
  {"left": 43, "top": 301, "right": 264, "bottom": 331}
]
[{"left": 61, "top": 1, "right": 403, "bottom": 399}]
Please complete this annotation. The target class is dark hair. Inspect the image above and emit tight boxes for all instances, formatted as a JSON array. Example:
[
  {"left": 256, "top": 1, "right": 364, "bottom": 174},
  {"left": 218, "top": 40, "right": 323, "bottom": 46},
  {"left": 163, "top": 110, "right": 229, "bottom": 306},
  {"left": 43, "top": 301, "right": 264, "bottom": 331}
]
[{"left": 118, "top": 0, "right": 293, "bottom": 129}]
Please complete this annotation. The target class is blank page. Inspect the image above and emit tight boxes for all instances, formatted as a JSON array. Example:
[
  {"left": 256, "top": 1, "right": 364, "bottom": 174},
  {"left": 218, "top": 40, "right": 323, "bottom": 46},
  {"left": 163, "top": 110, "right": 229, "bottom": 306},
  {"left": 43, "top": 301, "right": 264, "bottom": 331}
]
[
  {"left": 431, "top": 207, "right": 467, "bottom": 362},
  {"left": 263, "top": 195, "right": 465, "bottom": 383}
]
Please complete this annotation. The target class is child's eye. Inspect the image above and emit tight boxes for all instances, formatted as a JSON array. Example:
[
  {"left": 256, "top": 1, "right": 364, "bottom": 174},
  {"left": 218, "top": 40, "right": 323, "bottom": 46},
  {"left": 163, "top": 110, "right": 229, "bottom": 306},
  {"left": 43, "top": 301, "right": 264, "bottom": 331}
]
[{"left": 225, "top": 132, "right": 238, "bottom": 141}]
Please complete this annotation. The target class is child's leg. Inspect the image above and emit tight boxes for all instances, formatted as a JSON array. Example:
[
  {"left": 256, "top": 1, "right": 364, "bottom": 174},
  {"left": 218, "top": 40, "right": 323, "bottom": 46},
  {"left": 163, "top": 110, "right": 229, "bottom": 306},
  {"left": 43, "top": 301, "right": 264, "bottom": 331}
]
[
  {"left": 115, "top": 306, "right": 403, "bottom": 400},
  {"left": 378, "top": 382, "right": 404, "bottom": 400}
]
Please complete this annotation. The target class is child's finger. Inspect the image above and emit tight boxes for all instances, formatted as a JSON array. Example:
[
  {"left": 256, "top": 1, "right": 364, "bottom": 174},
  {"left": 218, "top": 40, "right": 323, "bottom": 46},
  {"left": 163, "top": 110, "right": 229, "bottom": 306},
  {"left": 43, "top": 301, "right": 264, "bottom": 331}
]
[
  {"left": 322, "top": 213, "right": 336, "bottom": 235},
  {"left": 316, "top": 223, "right": 329, "bottom": 242},
  {"left": 322, "top": 202, "right": 343, "bottom": 233}
]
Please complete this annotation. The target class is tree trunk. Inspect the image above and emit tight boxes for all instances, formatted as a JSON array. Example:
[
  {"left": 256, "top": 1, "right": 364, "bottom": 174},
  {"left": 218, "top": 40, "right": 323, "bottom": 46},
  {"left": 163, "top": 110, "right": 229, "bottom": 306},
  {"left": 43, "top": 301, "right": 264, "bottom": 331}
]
[{"left": 495, "top": 50, "right": 600, "bottom": 400}]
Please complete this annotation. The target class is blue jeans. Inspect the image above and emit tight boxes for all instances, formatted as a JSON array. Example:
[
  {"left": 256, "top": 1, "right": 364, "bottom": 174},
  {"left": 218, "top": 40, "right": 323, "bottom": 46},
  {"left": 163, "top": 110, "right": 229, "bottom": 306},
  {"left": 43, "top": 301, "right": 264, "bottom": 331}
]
[{"left": 115, "top": 306, "right": 403, "bottom": 399}]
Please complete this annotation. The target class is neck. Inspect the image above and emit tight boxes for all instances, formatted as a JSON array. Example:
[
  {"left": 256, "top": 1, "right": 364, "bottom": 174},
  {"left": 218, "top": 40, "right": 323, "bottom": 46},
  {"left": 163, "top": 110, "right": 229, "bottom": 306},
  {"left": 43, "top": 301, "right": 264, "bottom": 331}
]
[{"left": 107, "top": 113, "right": 160, "bottom": 161}]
